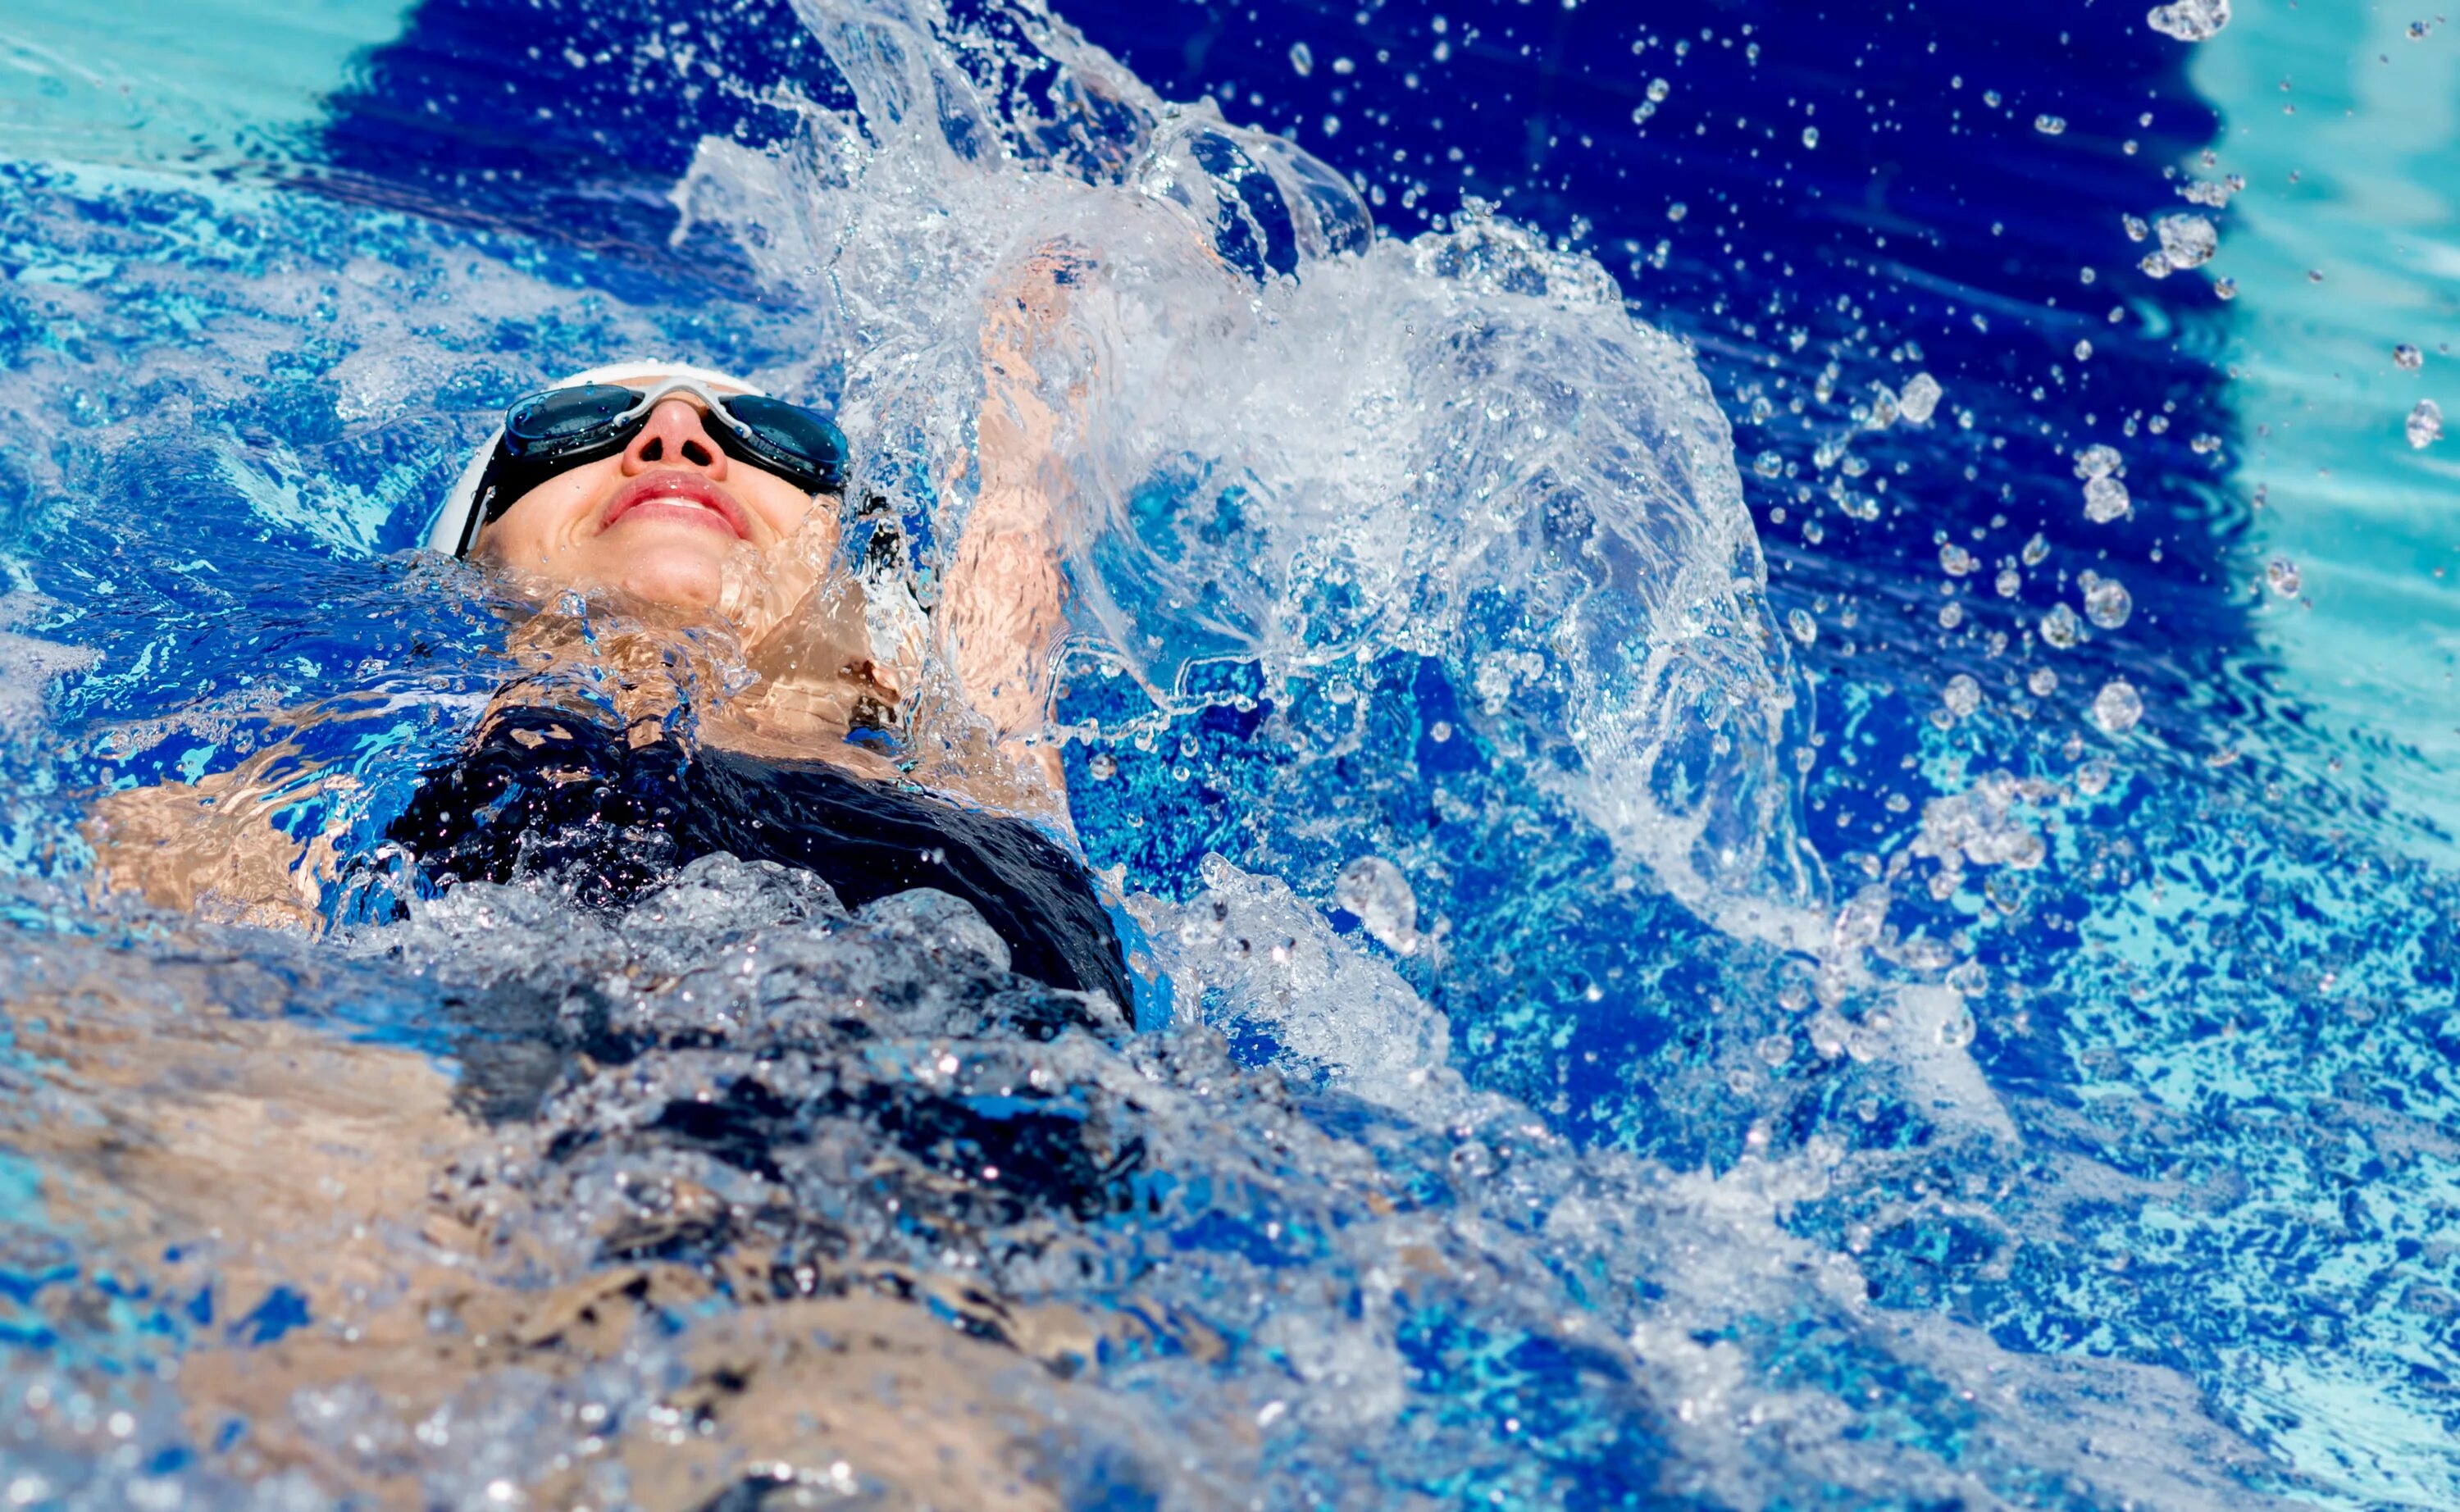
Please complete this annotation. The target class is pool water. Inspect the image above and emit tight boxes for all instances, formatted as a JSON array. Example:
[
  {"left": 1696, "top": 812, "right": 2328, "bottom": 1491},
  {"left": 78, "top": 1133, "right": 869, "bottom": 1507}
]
[{"left": 2, "top": 0, "right": 2458, "bottom": 1507}]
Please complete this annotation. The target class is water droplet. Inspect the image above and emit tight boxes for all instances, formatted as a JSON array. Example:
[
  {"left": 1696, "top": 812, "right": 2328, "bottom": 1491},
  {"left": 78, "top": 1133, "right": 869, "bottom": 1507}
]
[
  {"left": 2409, "top": 398, "right": 2444, "bottom": 449},
  {"left": 1898, "top": 371, "right": 1943, "bottom": 424},
  {"left": 2084, "top": 577, "right": 2133, "bottom": 629},
  {"left": 2122, "top": 214, "right": 2151, "bottom": 243},
  {"left": 1943, "top": 673, "right": 1983, "bottom": 718},
  {"left": 1088, "top": 752, "right": 1118, "bottom": 780},
  {"left": 2084, "top": 475, "right": 2133, "bottom": 523},
  {"left": 1802, "top": 125, "right": 1820, "bottom": 149},
  {"left": 2074, "top": 444, "right": 2124, "bottom": 480},
  {"left": 1666, "top": 201, "right": 1688, "bottom": 222},
  {"left": 2074, "top": 339, "right": 2094, "bottom": 362},
  {"left": 2214, "top": 275, "right": 2239, "bottom": 300},
  {"left": 2022, "top": 532, "right": 2051, "bottom": 567},
  {"left": 1787, "top": 608, "right": 1818, "bottom": 647},
  {"left": 1938, "top": 1001, "right": 1979, "bottom": 1047},
  {"left": 1754, "top": 449, "right": 1784, "bottom": 478},
  {"left": 2154, "top": 212, "right": 2218, "bottom": 271},
  {"left": 1647, "top": 77, "right": 1672, "bottom": 102},
  {"left": 1996, "top": 567, "right": 2023, "bottom": 599},
  {"left": 2396, "top": 343, "right": 2425, "bottom": 371},
  {"left": 1335, "top": 856, "right": 1420, "bottom": 955},
  {"left": 2028, "top": 667, "right": 2059, "bottom": 696},
  {"left": 1288, "top": 41, "right": 1314, "bottom": 75},
  {"left": 2147, "top": 0, "right": 2232, "bottom": 42},
  {"left": 2039, "top": 603, "right": 2084, "bottom": 649},
  {"left": 2034, "top": 114, "right": 2068, "bottom": 136},
  {"left": 2092, "top": 679, "right": 2145, "bottom": 735}
]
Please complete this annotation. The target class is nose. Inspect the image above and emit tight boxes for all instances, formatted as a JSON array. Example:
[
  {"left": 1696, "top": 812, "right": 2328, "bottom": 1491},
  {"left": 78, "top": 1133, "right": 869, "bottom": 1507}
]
[{"left": 620, "top": 398, "right": 728, "bottom": 478}]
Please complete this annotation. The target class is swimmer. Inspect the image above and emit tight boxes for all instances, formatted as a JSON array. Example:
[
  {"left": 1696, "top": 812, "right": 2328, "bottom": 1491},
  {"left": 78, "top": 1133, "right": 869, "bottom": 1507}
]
[{"left": 84, "top": 252, "right": 1132, "bottom": 1013}]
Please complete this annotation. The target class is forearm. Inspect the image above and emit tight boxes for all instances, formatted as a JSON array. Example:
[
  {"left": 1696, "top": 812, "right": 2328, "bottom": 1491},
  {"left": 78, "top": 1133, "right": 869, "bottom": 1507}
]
[{"left": 945, "top": 248, "right": 1086, "bottom": 740}]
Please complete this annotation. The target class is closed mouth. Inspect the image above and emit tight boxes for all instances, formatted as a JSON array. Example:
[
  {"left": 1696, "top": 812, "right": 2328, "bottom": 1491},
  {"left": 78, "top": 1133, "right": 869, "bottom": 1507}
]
[{"left": 599, "top": 471, "right": 751, "bottom": 540}]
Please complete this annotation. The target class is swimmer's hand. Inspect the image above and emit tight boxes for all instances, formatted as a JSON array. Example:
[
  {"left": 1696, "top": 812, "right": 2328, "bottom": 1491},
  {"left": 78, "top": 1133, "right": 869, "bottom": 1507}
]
[{"left": 83, "top": 772, "right": 338, "bottom": 931}]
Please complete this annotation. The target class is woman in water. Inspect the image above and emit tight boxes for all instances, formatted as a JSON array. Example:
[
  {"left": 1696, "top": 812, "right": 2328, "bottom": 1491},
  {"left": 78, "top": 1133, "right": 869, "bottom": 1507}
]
[{"left": 85, "top": 256, "right": 1133, "bottom": 1016}]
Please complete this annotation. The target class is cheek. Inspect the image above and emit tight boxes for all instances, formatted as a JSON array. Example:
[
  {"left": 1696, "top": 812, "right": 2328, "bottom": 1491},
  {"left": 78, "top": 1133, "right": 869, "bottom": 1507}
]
[
  {"left": 749, "top": 479, "right": 827, "bottom": 543},
  {"left": 481, "top": 465, "right": 617, "bottom": 562}
]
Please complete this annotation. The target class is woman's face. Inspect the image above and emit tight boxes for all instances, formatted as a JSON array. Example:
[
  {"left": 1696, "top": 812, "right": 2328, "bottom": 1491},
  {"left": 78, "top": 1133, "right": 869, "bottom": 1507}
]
[{"left": 475, "top": 395, "right": 836, "bottom": 613}]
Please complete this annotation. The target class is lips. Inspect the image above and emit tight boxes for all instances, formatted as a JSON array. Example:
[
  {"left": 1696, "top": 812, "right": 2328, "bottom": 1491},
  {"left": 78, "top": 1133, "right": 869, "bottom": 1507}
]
[{"left": 599, "top": 471, "right": 751, "bottom": 540}]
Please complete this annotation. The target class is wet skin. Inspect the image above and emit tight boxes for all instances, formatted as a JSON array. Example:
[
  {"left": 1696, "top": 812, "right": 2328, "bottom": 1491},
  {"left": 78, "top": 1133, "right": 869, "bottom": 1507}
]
[{"left": 472, "top": 392, "right": 838, "bottom": 612}]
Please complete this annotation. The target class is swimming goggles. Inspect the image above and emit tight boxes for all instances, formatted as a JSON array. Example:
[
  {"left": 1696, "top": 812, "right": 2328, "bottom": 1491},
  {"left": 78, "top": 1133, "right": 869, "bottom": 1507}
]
[{"left": 430, "top": 367, "right": 848, "bottom": 558}]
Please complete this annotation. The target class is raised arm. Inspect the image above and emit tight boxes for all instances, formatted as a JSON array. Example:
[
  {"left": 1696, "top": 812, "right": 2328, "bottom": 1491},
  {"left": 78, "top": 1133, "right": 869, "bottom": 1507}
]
[{"left": 939, "top": 248, "right": 1088, "bottom": 760}]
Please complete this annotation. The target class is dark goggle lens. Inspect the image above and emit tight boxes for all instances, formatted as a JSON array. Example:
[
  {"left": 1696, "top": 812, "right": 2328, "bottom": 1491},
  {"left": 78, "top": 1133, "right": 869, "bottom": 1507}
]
[
  {"left": 505, "top": 385, "right": 640, "bottom": 449},
  {"left": 721, "top": 394, "right": 847, "bottom": 481}
]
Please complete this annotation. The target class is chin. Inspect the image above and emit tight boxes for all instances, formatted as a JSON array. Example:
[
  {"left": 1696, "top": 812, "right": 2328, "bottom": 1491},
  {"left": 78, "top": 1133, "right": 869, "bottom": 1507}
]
[{"left": 613, "top": 552, "right": 727, "bottom": 611}]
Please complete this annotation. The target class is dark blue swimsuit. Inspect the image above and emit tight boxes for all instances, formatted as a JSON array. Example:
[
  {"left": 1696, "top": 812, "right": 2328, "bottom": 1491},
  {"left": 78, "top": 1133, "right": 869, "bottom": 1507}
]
[{"left": 387, "top": 707, "right": 1131, "bottom": 1018}]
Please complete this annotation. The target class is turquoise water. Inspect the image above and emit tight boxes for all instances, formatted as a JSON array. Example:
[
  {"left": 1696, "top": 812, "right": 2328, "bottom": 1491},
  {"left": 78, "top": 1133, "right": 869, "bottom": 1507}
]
[
  {"left": 2195, "top": 4, "right": 2460, "bottom": 853},
  {"left": 1, "top": 0, "right": 2458, "bottom": 1508}
]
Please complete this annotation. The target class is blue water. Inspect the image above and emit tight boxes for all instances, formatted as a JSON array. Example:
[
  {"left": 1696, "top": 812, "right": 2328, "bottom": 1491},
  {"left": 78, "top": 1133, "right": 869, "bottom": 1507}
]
[{"left": 2, "top": 0, "right": 2458, "bottom": 1507}]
